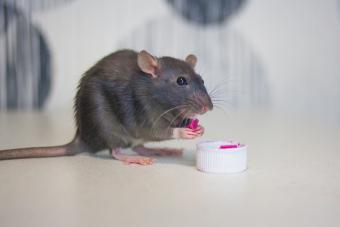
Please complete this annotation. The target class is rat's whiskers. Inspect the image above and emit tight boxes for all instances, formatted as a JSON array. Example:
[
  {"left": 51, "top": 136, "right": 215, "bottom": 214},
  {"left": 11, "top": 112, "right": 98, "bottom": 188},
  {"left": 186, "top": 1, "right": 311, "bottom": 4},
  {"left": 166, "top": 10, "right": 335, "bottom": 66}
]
[
  {"left": 152, "top": 104, "right": 188, "bottom": 128},
  {"left": 164, "top": 109, "right": 188, "bottom": 136}
]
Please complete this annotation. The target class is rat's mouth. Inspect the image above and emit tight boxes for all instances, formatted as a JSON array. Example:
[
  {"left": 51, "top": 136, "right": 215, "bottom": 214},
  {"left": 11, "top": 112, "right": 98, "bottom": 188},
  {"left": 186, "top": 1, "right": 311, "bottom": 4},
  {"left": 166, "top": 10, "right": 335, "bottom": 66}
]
[
  {"left": 178, "top": 118, "right": 199, "bottom": 129},
  {"left": 174, "top": 109, "right": 201, "bottom": 128},
  {"left": 176, "top": 109, "right": 199, "bottom": 128}
]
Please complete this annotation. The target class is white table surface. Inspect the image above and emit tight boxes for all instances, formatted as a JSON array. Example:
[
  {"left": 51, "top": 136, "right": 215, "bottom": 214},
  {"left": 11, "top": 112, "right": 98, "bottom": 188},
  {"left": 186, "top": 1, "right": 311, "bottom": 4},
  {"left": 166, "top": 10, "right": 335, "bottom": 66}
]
[{"left": 0, "top": 109, "right": 339, "bottom": 227}]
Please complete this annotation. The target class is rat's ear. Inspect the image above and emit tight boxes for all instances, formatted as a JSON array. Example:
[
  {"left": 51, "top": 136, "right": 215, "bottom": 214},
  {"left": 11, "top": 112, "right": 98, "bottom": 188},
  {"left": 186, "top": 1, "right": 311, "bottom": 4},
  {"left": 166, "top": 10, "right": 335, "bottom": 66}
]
[
  {"left": 137, "top": 50, "right": 158, "bottom": 78},
  {"left": 185, "top": 54, "right": 197, "bottom": 68}
]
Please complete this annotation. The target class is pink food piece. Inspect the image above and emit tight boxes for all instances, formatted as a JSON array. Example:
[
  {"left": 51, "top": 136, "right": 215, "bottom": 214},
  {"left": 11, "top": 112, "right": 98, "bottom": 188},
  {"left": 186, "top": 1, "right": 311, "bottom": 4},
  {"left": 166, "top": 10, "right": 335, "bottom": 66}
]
[
  {"left": 220, "top": 143, "right": 240, "bottom": 149},
  {"left": 187, "top": 118, "right": 199, "bottom": 130}
]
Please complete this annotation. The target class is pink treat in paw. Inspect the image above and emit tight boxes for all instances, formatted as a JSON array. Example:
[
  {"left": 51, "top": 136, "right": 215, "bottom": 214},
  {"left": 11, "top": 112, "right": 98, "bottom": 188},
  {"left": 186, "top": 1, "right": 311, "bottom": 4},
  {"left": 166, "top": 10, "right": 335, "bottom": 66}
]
[{"left": 187, "top": 118, "right": 199, "bottom": 130}]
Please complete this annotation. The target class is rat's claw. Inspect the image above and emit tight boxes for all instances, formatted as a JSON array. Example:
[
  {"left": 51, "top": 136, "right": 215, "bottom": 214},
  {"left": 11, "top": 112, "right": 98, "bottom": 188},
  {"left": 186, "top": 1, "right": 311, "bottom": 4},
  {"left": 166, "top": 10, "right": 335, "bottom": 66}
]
[
  {"left": 123, "top": 156, "right": 155, "bottom": 165},
  {"left": 193, "top": 125, "right": 204, "bottom": 137},
  {"left": 111, "top": 148, "right": 155, "bottom": 165},
  {"left": 173, "top": 128, "right": 203, "bottom": 139}
]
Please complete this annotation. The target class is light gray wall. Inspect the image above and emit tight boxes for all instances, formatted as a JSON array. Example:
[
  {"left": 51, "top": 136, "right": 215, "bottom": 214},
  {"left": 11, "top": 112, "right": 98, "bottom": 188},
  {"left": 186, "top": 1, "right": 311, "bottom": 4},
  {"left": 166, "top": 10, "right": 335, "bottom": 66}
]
[{"left": 233, "top": 0, "right": 340, "bottom": 122}]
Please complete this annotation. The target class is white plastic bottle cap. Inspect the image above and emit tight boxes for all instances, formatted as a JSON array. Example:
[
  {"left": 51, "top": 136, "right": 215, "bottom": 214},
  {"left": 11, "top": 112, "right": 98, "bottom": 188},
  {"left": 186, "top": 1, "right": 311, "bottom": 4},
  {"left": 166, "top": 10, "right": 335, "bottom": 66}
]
[{"left": 196, "top": 140, "right": 247, "bottom": 173}]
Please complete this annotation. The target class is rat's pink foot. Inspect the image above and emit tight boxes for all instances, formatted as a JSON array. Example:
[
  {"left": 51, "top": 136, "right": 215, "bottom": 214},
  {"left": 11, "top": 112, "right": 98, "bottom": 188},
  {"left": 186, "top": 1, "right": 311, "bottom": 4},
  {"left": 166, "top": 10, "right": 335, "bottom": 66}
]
[
  {"left": 172, "top": 126, "right": 204, "bottom": 139},
  {"left": 133, "top": 145, "right": 183, "bottom": 157},
  {"left": 111, "top": 148, "right": 154, "bottom": 165}
]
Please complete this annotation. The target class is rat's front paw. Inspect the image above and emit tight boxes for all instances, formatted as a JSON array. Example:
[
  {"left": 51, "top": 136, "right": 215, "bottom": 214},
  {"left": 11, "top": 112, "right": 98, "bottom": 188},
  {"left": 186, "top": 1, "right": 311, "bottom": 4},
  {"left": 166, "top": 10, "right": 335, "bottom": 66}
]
[
  {"left": 172, "top": 127, "right": 204, "bottom": 139},
  {"left": 193, "top": 125, "right": 204, "bottom": 137}
]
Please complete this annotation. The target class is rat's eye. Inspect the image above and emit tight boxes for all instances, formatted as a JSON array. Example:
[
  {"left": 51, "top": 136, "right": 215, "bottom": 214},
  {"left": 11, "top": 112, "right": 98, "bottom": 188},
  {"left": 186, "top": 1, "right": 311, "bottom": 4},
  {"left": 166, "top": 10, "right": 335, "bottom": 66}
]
[{"left": 177, "top": 77, "right": 188, "bottom": 86}]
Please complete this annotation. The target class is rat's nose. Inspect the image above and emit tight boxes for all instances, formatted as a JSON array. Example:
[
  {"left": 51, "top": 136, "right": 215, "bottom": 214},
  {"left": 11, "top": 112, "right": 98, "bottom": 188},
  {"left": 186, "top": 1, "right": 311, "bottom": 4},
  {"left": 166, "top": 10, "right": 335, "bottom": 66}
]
[
  {"left": 201, "top": 100, "right": 213, "bottom": 113},
  {"left": 199, "top": 95, "right": 213, "bottom": 114},
  {"left": 194, "top": 92, "right": 213, "bottom": 114},
  {"left": 202, "top": 106, "right": 209, "bottom": 113}
]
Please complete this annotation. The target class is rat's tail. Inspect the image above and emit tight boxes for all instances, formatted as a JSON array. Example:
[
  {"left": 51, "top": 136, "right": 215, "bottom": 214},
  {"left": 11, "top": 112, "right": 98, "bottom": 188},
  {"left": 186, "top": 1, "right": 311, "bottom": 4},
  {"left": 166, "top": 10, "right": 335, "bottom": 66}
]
[{"left": 0, "top": 135, "right": 87, "bottom": 160}]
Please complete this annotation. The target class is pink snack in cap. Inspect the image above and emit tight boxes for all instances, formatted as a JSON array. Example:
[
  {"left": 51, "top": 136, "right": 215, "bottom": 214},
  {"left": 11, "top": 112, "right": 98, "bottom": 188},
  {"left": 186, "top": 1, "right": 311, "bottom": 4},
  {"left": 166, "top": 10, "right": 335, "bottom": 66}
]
[
  {"left": 187, "top": 119, "right": 199, "bottom": 130},
  {"left": 220, "top": 143, "right": 241, "bottom": 149}
]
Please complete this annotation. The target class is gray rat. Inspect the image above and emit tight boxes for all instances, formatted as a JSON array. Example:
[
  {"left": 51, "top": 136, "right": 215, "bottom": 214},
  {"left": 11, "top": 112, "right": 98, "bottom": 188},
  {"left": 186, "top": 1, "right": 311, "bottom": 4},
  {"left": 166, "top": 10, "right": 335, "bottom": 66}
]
[{"left": 0, "top": 49, "right": 213, "bottom": 165}]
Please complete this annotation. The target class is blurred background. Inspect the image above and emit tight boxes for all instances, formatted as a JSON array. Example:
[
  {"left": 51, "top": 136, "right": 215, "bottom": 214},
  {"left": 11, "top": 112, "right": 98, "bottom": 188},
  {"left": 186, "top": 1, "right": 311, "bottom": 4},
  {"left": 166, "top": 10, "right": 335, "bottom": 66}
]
[{"left": 0, "top": 0, "right": 339, "bottom": 124}]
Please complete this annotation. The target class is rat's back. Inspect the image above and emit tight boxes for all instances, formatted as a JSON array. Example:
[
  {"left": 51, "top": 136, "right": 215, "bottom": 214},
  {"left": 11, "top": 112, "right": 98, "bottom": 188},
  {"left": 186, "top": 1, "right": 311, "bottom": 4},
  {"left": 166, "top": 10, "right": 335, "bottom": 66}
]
[
  {"left": 87, "top": 49, "right": 140, "bottom": 81},
  {"left": 74, "top": 49, "right": 143, "bottom": 151}
]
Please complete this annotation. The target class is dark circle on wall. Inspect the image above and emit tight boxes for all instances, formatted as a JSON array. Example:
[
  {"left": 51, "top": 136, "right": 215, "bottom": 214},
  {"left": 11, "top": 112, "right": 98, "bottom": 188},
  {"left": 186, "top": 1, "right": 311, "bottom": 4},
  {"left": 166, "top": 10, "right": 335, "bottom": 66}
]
[
  {"left": 1, "top": 2, "right": 51, "bottom": 109},
  {"left": 166, "top": 0, "right": 247, "bottom": 25},
  {"left": 37, "top": 29, "right": 52, "bottom": 108}
]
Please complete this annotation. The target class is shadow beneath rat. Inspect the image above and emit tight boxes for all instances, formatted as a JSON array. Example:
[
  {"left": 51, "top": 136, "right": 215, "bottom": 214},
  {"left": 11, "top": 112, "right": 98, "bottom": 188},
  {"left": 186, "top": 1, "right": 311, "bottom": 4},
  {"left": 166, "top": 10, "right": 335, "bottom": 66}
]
[{"left": 88, "top": 148, "right": 196, "bottom": 167}]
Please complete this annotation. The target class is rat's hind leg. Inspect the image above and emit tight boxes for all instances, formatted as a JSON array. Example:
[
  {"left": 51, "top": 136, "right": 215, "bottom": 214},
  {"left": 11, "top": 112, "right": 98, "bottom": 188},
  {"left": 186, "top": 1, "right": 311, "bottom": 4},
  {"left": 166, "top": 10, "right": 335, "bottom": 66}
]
[
  {"left": 132, "top": 145, "right": 183, "bottom": 157},
  {"left": 111, "top": 148, "right": 154, "bottom": 165}
]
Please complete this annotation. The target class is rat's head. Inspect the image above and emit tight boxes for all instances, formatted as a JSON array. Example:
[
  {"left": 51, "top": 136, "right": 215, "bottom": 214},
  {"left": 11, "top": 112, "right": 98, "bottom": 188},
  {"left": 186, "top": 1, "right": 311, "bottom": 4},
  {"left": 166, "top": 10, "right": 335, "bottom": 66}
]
[{"left": 137, "top": 50, "right": 213, "bottom": 118}]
